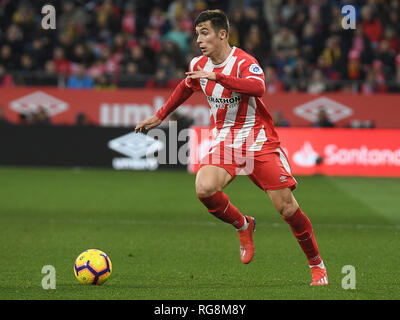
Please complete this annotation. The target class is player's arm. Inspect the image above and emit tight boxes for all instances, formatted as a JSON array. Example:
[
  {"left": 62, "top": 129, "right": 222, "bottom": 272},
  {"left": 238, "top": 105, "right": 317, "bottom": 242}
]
[
  {"left": 186, "top": 63, "right": 266, "bottom": 97},
  {"left": 134, "top": 79, "right": 194, "bottom": 133}
]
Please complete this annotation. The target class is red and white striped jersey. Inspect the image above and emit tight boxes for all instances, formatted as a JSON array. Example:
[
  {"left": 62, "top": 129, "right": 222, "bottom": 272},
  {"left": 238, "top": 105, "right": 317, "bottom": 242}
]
[{"left": 185, "top": 46, "right": 281, "bottom": 155}]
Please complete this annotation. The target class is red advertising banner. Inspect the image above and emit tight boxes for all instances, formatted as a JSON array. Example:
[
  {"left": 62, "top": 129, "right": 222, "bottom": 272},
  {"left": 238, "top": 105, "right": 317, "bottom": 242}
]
[
  {"left": 188, "top": 127, "right": 400, "bottom": 177},
  {"left": 1, "top": 87, "right": 400, "bottom": 128}
]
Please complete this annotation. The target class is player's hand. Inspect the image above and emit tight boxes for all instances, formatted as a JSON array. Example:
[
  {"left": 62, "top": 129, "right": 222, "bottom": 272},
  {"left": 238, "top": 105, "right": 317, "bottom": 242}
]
[
  {"left": 135, "top": 115, "right": 162, "bottom": 133},
  {"left": 185, "top": 66, "right": 216, "bottom": 81}
]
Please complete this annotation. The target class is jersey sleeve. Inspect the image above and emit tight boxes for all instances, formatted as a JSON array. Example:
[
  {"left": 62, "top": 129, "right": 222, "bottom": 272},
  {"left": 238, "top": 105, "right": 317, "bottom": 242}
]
[
  {"left": 215, "top": 58, "right": 265, "bottom": 97},
  {"left": 238, "top": 59, "right": 265, "bottom": 84},
  {"left": 184, "top": 57, "right": 202, "bottom": 92},
  {"left": 155, "top": 79, "right": 194, "bottom": 121}
]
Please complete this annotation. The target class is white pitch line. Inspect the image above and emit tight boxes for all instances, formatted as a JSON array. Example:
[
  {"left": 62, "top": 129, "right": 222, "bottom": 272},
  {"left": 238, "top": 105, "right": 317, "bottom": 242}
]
[{"left": 51, "top": 217, "right": 400, "bottom": 231}]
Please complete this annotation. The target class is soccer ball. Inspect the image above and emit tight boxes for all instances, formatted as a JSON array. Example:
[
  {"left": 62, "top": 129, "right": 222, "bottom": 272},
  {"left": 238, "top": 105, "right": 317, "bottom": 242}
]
[{"left": 74, "top": 249, "right": 112, "bottom": 285}]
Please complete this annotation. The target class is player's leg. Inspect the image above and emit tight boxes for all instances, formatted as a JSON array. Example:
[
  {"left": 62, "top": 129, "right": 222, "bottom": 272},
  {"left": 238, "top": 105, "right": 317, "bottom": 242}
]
[
  {"left": 267, "top": 188, "right": 328, "bottom": 285},
  {"left": 196, "top": 164, "right": 245, "bottom": 228},
  {"left": 247, "top": 150, "right": 328, "bottom": 284},
  {"left": 196, "top": 164, "right": 256, "bottom": 264},
  {"left": 267, "top": 188, "right": 321, "bottom": 266}
]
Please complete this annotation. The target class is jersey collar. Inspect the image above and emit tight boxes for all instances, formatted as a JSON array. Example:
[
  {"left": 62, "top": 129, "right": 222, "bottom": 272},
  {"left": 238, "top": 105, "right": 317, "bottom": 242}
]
[{"left": 209, "top": 46, "right": 236, "bottom": 68}]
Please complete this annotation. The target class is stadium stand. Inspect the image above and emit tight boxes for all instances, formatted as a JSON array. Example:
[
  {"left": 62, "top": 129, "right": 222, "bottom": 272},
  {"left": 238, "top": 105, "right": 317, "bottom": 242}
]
[{"left": 0, "top": 0, "right": 399, "bottom": 93}]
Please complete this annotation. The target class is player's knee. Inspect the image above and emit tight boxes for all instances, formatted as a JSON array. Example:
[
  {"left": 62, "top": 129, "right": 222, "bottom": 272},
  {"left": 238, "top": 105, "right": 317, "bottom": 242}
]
[
  {"left": 277, "top": 202, "right": 299, "bottom": 218},
  {"left": 195, "top": 181, "right": 220, "bottom": 199}
]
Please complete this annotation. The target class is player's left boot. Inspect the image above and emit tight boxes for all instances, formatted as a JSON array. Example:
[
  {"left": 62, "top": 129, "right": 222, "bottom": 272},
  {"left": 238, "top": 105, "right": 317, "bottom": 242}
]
[
  {"left": 237, "top": 216, "right": 256, "bottom": 264},
  {"left": 310, "top": 262, "right": 328, "bottom": 286}
]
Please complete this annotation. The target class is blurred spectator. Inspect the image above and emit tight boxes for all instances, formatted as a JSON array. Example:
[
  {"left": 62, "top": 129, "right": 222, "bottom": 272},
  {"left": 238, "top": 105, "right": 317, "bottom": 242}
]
[
  {"left": 30, "top": 38, "right": 50, "bottom": 68},
  {"left": 347, "top": 50, "right": 363, "bottom": 80},
  {"left": 376, "top": 40, "right": 396, "bottom": 80},
  {"left": 281, "top": 0, "right": 298, "bottom": 25},
  {"left": 165, "top": 68, "right": 186, "bottom": 88},
  {"left": 98, "top": 46, "right": 120, "bottom": 75},
  {"left": 67, "top": 64, "right": 94, "bottom": 89},
  {"left": 0, "top": 65, "right": 14, "bottom": 87},
  {"left": 385, "top": 9, "right": 400, "bottom": 34},
  {"left": 12, "top": 2, "right": 34, "bottom": 30},
  {"left": 360, "top": 5, "right": 383, "bottom": 49},
  {"left": 316, "top": 54, "right": 338, "bottom": 82},
  {"left": 162, "top": 22, "right": 190, "bottom": 55},
  {"left": 159, "top": 40, "right": 185, "bottom": 70},
  {"left": 5, "top": 24, "right": 24, "bottom": 54},
  {"left": 19, "top": 112, "right": 34, "bottom": 125},
  {"left": 75, "top": 112, "right": 92, "bottom": 126},
  {"left": 350, "top": 27, "right": 374, "bottom": 66},
  {"left": 121, "top": 2, "right": 137, "bottom": 35},
  {"left": 300, "top": 22, "right": 318, "bottom": 63},
  {"left": 371, "top": 60, "right": 387, "bottom": 90},
  {"left": 94, "top": 0, "right": 120, "bottom": 34},
  {"left": 395, "top": 54, "right": 400, "bottom": 91},
  {"left": 58, "top": 1, "right": 90, "bottom": 38},
  {"left": 322, "top": 36, "right": 341, "bottom": 74},
  {"left": 290, "top": 58, "right": 309, "bottom": 91},
  {"left": 19, "top": 54, "right": 36, "bottom": 72},
  {"left": 272, "top": 26, "right": 298, "bottom": 58},
  {"left": 360, "top": 68, "right": 386, "bottom": 94},
  {"left": 307, "top": 69, "right": 327, "bottom": 94},
  {"left": 0, "top": 45, "right": 17, "bottom": 71},
  {"left": 118, "top": 62, "right": 148, "bottom": 88},
  {"left": 146, "top": 69, "right": 170, "bottom": 88},
  {"left": 71, "top": 43, "right": 95, "bottom": 66},
  {"left": 312, "top": 108, "right": 334, "bottom": 128},
  {"left": 32, "top": 107, "right": 52, "bottom": 126},
  {"left": 155, "top": 54, "right": 176, "bottom": 81},
  {"left": 265, "top": 66, "right": 285, "bottom": 93},
  {"left": 94, "top": 74, "right": 116, "bottom": 90},
  {"left": 52, "top": 47, "right": 71, "bottom": 75},
  {"left": 122, "top": 45, "right": 154, "bottom": 75},
  {"left": 383, "top": 27, "right": 400, "bottom": 54},
  {"left": 87, "top": 60, "right": 105, "bottom": 79},
  {"left": 243, "top": 24, "right": 266, "bottom": 65},
  {"left": 228, "top": 23, "right": 240, "bottom": 47},
  {"left": 0, "top": 105, "right": 10, "bottom": 126},
  {"left": 42, "top": 60, "right": 59, "bottom": 86},
  {"left": 273, "top": 110, "right": 290, "bottom": 127},
  {"left": 149, "top": 7, "right": 168, "bottom": 34}
]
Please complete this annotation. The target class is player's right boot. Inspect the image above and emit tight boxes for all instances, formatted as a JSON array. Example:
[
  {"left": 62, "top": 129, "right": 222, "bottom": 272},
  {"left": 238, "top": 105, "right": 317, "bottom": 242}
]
[
  {"left": 310, "top": 263, "right": 329, "bottom": 286},
  {"left": 237, "top": 216, "right": 256, "bottom": 264}
]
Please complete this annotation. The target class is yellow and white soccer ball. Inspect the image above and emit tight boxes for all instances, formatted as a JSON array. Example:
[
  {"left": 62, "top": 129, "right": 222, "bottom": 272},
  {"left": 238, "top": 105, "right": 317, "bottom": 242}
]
[{"left": 74, "top": 249, "right": 112, "bottom": 285}]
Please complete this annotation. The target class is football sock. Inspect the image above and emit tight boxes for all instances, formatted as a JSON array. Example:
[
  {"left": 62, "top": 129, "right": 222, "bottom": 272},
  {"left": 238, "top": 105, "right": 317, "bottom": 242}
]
[
  {"left": 237, "top": 216, "right": 249, "bottom": 231},
  {"left": 283, "top": 207, "right": 322, "bottom": 266},
  {"left": 310, "top": 261, "right": 325, "bottom": 269},
  {"left": 198, "top": 191, "right": 246, "bottom": 229}
]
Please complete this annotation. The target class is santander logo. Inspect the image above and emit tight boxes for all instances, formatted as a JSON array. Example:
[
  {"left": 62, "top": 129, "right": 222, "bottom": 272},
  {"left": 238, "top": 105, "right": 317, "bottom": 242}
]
[
  {"left": 325, "top": 144, "right": 400, "bottom": 166},
  {"left": 292, "top": 142, "right": 400, "bottom": 168},
  {"left": 293, "top": 142, "right": 320, "bottom": 167}
]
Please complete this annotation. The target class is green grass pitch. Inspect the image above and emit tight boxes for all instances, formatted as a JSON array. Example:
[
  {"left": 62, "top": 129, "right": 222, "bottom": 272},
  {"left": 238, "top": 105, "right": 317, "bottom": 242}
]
[{"left": 0, "top": 166, "right": 399, "bottom": 300}]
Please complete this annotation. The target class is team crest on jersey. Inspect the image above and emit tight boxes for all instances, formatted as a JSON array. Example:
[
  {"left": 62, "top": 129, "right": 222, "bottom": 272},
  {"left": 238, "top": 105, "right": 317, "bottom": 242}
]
[{"left": 249, "top": 64, "right": 263, "bottom": 74}]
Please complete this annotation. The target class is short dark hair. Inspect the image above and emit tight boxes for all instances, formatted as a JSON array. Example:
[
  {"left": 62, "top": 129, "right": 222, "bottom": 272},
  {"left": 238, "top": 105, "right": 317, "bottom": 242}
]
[{"left": 194, "top": 9, "right": 229, "bottom": 35}]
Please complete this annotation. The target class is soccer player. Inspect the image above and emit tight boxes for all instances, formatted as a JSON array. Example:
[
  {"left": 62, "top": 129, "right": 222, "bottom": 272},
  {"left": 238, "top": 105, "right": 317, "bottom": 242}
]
[{"left": 135, "top": 10, "right": 328, "bottom": 286}]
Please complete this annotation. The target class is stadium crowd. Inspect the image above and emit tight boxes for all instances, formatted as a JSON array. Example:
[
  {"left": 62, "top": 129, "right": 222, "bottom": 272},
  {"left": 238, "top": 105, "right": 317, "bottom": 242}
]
[{"left": 0, "top": 0, "right": 400, "bottom": 93}]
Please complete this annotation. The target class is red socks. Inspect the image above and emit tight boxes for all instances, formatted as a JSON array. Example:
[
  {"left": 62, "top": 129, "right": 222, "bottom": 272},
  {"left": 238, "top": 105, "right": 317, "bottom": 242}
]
[
  {"left": 198, "top": 191, "right": 245, "bottom": 229},
  {"left": 198, "top": 193, "right": 321, "bottom": 266},
  {"left": 284, "top": 207, "right": 322, "bottom": 266}
]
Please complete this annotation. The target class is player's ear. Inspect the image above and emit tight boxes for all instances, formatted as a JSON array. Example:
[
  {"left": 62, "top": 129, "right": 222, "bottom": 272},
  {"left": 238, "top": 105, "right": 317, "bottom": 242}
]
[{"left": 219, "top": 29, "right": 227, "bottom": 40}]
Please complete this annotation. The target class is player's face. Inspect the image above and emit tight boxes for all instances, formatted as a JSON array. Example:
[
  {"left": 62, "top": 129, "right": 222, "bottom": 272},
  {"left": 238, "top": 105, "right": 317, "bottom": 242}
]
[{"left": 195, "top": 21, "right": 224, "bottom": 58}]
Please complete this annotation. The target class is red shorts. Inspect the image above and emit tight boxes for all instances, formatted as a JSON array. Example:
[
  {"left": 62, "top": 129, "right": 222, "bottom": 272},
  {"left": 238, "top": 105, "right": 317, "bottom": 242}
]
[{"left": 199, "top": 146, "right": 297, "bottom": 191}]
